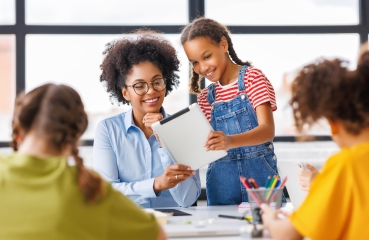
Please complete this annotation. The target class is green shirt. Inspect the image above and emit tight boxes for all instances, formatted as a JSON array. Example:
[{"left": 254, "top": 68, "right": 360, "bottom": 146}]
[{"left": 0, "top": 153, "right": 160, "bottom": 240}]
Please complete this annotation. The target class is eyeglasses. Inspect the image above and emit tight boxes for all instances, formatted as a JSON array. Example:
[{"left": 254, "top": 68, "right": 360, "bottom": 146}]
[{"left": 127, "top": 78, "right": 166, "bottom": 96}]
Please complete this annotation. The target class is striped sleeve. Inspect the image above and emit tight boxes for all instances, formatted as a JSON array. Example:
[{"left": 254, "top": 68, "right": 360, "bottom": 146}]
[
  {"left": 245, "top": 68, "right": 277, "bottom": 111},
  {"left": 197, "top": 88, "right": 212, "bottom": 122}
]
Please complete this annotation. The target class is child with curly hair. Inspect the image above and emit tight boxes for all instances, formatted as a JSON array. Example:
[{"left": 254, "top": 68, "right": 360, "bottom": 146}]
[
  {"left": 94, "top": 30, "right": 201, "bottom": 208},
  {"left": 261, "top": 49, "right": 369, "bottom": 239}
]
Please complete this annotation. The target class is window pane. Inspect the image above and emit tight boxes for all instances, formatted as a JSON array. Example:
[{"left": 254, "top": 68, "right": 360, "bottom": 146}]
[
  {"left": 0, "top": 35, "right": 16, "bottom": 141},
  {"left": 203, "top": 34, "right": 359, "bottom": 135},
  {"left": 0, "top": 0, "right": 15, "bottom": 25},
  {"left": 26, "top": 34, "right": 189, "bottom": 139},
  {"left": 206, "top": 0, "right": 359, "bottom": 25},
  {"left": 26, "top": 0, "right": 188, "bottom": 25}
]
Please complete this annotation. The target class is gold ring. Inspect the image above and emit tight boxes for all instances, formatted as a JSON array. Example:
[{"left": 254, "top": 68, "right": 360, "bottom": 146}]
[{"left": 176, "top": 175, "right": 178, "bottom": 180}]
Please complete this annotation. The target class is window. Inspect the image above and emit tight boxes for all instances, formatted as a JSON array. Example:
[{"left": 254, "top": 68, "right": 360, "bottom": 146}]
[
  {"left": 204, "top": 33, "right": 359, "bottom": 135},
  {"left": 2, "top": 0, "right": 369, "bottom": 143},
  {"left": 0, "top": 35, "right": 16, "bottom": 141},
  {"left": 206, "top": 0, "right": 359, "bottom": 25},
  {"left": 26, "top": 34, "right": 189, "bottom": 139},
  {"left": 26, "top": 0, "right": 188, "bottom": 25},
  {"left": 0, "top": 0, "right": 15, "bottom": 25}
]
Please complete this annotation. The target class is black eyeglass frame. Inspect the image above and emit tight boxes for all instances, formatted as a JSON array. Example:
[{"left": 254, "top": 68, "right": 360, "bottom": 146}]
[{"left": 126, "top": 78, "right": 166, "bottom": 96}]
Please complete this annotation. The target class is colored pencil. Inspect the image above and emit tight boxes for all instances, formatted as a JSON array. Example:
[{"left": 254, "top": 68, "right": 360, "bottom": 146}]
[
  {"left": 264, "top": 176, "right": 271, "bottom": 188},
  {"left": 218, "top": 214, "right": 253, "bottom": 224},
  {"left": 240, "top": 176, "right": 262, "bottom": 206},
  {"left": 249, "top": 178, "right": 267, "bottom": 203},
  {"left": 267, "top": 176, "right": 288, "bottom": 204},
  {"left": 266, "top": 176, "right": 279, "bottom": 200}
]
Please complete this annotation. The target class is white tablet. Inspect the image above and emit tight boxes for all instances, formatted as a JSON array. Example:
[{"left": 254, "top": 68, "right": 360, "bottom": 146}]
[
  {"left": 277, "top": 160, "right": 308, "bottom": 208},
  {"left": 152, "top": 103, "right": 227, "bottom": 170},
  {"left": 278, "top": 160, "right": 324, "bottom": 208}
]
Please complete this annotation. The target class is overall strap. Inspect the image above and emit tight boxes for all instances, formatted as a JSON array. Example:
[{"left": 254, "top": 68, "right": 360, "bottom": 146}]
[
  {"left": 207, "top": 83, "right": 216, "bottom": 104},
  {"left": 237, "top": 65, "right": 249, "bottom": 91}
]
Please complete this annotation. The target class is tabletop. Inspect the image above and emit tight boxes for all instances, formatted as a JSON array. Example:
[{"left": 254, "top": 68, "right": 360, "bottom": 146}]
[{"left": 157, "top": 205, "right": 279, "bottom": 240}]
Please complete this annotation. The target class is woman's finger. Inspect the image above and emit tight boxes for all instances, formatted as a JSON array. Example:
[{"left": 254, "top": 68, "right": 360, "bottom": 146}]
[
  {"left": 173, "top": 173, "right": 193, "bottom": 181},
  {"left": 166, "top": 164, "right": 192, "bottom": 171},
  {"left": 166, "top": 171, "right": 196, "bottom": 178}
]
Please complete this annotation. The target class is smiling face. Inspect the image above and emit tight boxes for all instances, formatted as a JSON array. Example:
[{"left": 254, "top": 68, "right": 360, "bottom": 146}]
[
  {"left": 122, "top": 61, "right": 166, "bottom": 121},
  {"left": 183, "top": 36, "right": 229, "bottom": 83}
]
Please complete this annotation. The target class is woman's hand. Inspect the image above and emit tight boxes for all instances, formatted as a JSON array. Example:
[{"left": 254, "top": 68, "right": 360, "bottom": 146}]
[
  {"left": 142, "top": 112, "right": 164, "bottom": 147},
  {"left": 153, "top": 164, "right": 196, "bottom": 192},
  {"left": 299, "top": 164, "right": 319, "bottom": 192},
  {"left": 143, "top": 113, "right": 163, "bottom": 132},
  {"left": 204, "top": 131, "right": 230, "bottom": 151}
]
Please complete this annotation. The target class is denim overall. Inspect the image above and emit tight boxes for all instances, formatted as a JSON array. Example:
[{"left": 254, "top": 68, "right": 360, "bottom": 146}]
[{"left": 206, "top": 65, "right": 281, "bottom": 205}]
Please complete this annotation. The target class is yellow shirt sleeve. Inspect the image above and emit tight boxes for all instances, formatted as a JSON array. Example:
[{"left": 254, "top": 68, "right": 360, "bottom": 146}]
[
  {"left": 289, "top": 150, "right": 352, "bottom": 240},
  {"left": 107, "top": 186, "right": 160, "bottom": 240}
]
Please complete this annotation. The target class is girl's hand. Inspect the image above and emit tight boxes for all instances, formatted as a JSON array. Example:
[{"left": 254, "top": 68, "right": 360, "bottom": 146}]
[
  {"left": 143, "top": 113, "right": 163, "bottom": 132},
  {"left": 204, "top": 131, "right": 230, "bottom": 151},
  {"left": 260, "top": 203, "right": 278, "bottom": 229},
  {"left": 299, "top": 164, "right": 319, "bottom": 192},
  {"left": 153, "top": 164, "right": 196, "bottom": 192}
]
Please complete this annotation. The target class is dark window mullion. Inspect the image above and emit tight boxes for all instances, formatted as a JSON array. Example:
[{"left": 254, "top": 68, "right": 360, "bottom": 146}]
[
  {"left": 359, "top": 0, "right": 369, "bottom": 43},
  {"left": 15, "top": 0, "right": 26, "bottom": 95},
  {"left": 22, "top": 25, "right": 184, "bottom": 34},
  {"left": 188, "top": 0, "right": 205, "bottom": 104}
]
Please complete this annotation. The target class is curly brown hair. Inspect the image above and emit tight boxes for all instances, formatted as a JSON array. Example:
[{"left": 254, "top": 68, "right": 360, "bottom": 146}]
[
  {"left": 290, "top": 49, "right": 369, "bottom": 135},
  {"left": 100, "top": 30, "right": 180, "bottom": 105},
  {"left": 11, "top": 84, "right": 104, "bottom": 202},
  {"left": 180, "top": 17, "right": 251, "bottom": 94}
]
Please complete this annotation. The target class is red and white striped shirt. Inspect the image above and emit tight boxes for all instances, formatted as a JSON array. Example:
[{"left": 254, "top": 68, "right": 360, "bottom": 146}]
[{"left": 197, "top": 67, "right": 277, "bottom": 122}]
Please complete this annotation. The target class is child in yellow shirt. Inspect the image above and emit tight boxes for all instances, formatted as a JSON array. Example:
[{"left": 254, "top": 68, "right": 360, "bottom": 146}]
[{"left": 261, "top": 49, "right": 369, "bottom": 240}]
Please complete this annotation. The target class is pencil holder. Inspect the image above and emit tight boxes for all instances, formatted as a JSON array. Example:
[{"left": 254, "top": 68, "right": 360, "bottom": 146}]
[{"left": 246, "top": 188, "right": 283, "bottom": 225}]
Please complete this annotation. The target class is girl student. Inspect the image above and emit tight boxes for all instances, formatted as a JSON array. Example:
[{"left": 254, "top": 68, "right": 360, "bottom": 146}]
[
  {"left": 0, "top": 84, "right": 166, "bottom": 240},
  {"left": 93, "top": 30, "right": 201, "bottom": 208},
  {"left": 180, "top": 17, "right": 283, "bottom": 205},
  {"left": 261, "top": 49, "right": 369, "bottom": 240}
]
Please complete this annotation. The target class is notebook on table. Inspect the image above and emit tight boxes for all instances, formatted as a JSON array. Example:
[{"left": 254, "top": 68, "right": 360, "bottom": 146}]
[{"left": 151, "top": 103, "right": 227, "bottom": 170}]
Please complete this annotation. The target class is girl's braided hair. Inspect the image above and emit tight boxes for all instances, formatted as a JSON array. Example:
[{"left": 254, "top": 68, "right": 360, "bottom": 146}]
[{"left": 11, "top": 83, "right": 104, "bottom": 202}]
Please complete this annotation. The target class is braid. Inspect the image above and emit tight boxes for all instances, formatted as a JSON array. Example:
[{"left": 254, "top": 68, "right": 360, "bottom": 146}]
[
  {"left": 11, "top": 89, "right": 47, "bottom": 151},
  {"left": 10, "top": 96, "right": 23, "bottom": 150},
  {"left": 11, "top": 83, "right": 104, "bottom": 202},
  {"left": 189, "top": 68, "right": 203, "bottom": 94},
  {"left": 72, "top": 146, "right": 104, "bottom": 202},
  {"left": 224, "top": 34, "right": 251, "bottom": 66}
]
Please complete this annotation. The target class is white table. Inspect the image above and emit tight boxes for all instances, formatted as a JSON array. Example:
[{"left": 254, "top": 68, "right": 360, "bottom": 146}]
[{"left": 159, "top": 205, "right": 275, "bottom": 240}]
